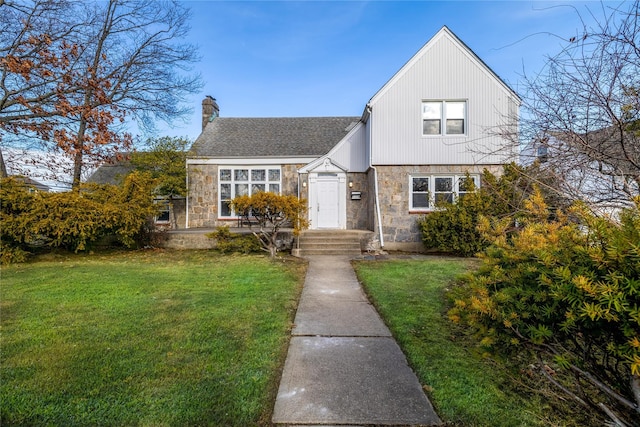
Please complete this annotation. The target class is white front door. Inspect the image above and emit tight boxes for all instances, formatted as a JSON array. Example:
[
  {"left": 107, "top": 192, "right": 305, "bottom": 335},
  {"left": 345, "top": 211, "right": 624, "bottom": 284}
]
[{"left": 316, "top": 174, "right": 340, "bottom": 228}]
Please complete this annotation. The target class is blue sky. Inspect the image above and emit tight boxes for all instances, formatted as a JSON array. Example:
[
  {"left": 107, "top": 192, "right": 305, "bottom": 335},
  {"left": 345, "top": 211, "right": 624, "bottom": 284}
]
[{"left": 162, "top": 0, "right": 615, "bottom": 141}]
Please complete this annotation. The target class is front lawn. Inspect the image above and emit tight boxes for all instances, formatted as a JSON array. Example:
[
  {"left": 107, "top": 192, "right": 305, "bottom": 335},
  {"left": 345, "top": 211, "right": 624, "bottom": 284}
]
[
  {"left": 353, "top": 258, "right": 562, "bottom": 427},
  {"left": 1, "top": 250, "right": 305, "bottom": 426}
]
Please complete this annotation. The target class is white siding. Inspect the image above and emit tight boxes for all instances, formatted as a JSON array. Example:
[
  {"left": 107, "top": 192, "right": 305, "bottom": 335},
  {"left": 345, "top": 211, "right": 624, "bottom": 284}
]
[
  {"left": 329, "top": 122, "right": 368, "bottom": 172},
  {"left": 369, "top": 28, "right": 519, "bottom": 166}
]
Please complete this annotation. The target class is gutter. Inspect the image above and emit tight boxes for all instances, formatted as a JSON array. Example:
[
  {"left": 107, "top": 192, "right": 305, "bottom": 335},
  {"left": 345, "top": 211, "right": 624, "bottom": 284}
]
[{"left": 365, "top": 104, "right": 385, "bottom": 248}]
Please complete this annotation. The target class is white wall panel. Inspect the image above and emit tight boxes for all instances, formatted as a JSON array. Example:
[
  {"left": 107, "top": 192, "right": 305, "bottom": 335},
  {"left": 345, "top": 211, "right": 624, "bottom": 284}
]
[
  {"left": 369, "top": 29, "right": 519, "bottom": 166},
  {"left": 330, "top": 123, "right": 368, "bottom": 172}
]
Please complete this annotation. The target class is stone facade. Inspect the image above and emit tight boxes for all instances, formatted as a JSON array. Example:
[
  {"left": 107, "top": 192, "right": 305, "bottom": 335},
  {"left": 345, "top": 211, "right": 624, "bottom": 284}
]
[
  {"left": 373, "top": 164, "right": 503, "bottom": 251},
  {"left": 346, "top": 172, "right": 371, "bottom": 230},
  {"left": 186, "top": 163, "right": 219, "bottom": 228},
  {"left": 186, "top": 163, "right": 303, "bottom": 228}
]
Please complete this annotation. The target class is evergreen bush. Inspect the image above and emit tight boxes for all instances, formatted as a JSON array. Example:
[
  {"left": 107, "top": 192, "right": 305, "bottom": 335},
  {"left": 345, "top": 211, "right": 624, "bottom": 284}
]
[{"left": 449, "top": 191, "right": 640, "bottom": 424}]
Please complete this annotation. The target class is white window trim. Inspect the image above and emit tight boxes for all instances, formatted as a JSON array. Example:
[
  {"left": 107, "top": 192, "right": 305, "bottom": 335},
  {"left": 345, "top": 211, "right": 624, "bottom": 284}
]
[
  {"left": 154, "top": 198, "right": 171, "bottom": 223},
  {"left": 409, "top": 174, "right": 479, "bottom": 212},
  {"left": 421, "top": 100, "right": 467, "bottom": 137},
  {"left": 218, "top": 166, "right": 282, "bottom": 218}
]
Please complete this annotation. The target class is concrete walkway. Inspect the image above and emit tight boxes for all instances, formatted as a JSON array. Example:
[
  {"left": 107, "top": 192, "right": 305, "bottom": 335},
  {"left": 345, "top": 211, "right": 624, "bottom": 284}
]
[{"left": 272, "top": 256, "right": 441, "bottom": 426}]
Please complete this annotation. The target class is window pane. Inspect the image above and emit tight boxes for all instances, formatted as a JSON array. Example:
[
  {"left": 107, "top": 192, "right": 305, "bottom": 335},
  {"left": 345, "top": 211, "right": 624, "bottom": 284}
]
[
  {"left": 157, "top": 209, "right": 170, "bottom": 222},
  {"left": 268, "top": 169, "right": 280, "bottom": 181},
  {"left": 220, "top": 169, "right": 231, "bottom": 181},
  {"left": 251, "top": 184, "right": 265, "bottom": 193},
  {"left": 446, "top": 119, "right": 464, "bottom": 134},
  {"left": 251, "top": 169, "right": 265, "bottom": 181},
  {"left": 234, "top": 169, "right": 248, "bottom": 181},
  {"left": 220, "top": 200, "right": 232, "bottom": 217},
  {"left": 422, "top": 102, "right": 441, "bottom": 119},
  {"left": 269, "top": 183, "right": 280, "bottom": 193},
  {"left": 423, "top": 119, "right": 441, "bottom": 135},
  {"left": 412, "top": 193, "right": 429, "bottom": 208},
  {"left": 413, "top": 177, "right": 429, "bottom": 192},
  {"left": 235, "top": 183, "right": 248, "bottom": 196},
  {"left": 435, "top": 177, "right": 452, "bottom": 192},
  {"left": 220, "top": 183, "right": 231, "bottom": 199},
  {"left": 446, "top": 102, "right": 465, "bottom": 119}
]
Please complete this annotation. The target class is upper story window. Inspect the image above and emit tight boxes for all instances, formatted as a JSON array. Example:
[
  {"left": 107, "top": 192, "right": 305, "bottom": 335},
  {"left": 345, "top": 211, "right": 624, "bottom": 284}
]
[
  {"left": 410, "top": 174, "right": 478, "bottom": 211},
  {"left": 219, "top": 166, "right": 281, "bottom": 218},
  {"left": 422, "top": 101, "right": 466, "bottom": 136}
]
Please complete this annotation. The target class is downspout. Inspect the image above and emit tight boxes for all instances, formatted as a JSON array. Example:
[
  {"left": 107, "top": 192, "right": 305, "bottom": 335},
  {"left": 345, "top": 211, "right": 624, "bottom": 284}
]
[
  {"left": 366, "top": 104, "right": 385, "bottom": 248},
  {"left": 296, "top": 171, "right": 301, "bottom": 250},
  {"left": 185, "top": 161, "right": 190, "bottom": 229}
]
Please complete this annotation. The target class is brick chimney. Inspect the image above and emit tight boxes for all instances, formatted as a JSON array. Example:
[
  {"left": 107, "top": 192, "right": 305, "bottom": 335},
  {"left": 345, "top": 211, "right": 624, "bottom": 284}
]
[{"left": 201, "top": 96, "right": 219, "bottom": 130}]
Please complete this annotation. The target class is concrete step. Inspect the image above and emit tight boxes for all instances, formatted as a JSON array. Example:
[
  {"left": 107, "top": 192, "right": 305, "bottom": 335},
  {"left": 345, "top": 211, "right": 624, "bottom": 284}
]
[{"left": 296, "top": 230, "right": 365, "bottom": 257}]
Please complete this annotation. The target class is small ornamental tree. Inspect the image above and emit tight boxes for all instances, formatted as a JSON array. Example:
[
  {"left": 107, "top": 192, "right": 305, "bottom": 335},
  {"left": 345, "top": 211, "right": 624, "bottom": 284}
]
[
  {"left": 231, "top": 192, "right": 308, "bottom": 258},
  {"left": 449, "top": 191, "right": 640, "bottom": 424}
]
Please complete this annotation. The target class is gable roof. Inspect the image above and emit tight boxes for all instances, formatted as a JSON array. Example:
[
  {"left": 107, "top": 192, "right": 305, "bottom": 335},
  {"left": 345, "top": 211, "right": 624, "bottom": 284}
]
[
  {"left": 190, "top": 117, "right": 360, "bottom": 158},
  {"left": 86, "top": 159, "right": 133, "bottom": 185},
  {"left": 550, "top": 126, "right": 640, "bottom": 176},
  {"left": 12, "top": 176, "right": 50, "bottom": 192},
  {"left": 366, "top": 25, "right": 520, "bottom": 110}
]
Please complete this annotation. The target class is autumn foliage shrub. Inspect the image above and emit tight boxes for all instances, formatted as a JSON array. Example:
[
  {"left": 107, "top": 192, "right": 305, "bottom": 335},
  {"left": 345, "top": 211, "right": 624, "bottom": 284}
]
[
  {"left": 449, "top": 191, "right": 640, "bottom": 424},
  {"left": 418, "top": 164, "right": 547, "bottom": 256},
  {"left": 0, "top": 172, "right": 156, "bottom": 262}
]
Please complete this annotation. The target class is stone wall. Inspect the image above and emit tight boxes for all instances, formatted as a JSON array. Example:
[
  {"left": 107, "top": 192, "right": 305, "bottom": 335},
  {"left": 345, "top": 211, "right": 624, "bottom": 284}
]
[
  {"left": 186, "top": 163, "right": 303, "bottom": 229},
  {"left": 187, "top": 163, "right": 218, "bottom": 228},
  {"left": 158, "top": 228, "right": 295, "bottom": 251},
  {"left": 374, "top": 164, "right": 503, "bottom": 251},
  {"left": 346, "top": 172, "right": 371, "bottom": 230}
]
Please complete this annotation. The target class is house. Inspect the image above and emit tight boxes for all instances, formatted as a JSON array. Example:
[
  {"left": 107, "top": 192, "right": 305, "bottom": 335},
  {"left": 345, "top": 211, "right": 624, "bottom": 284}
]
[
  {"left": 186, "top": 26, "right": 520, "bottom": 251},
  {"left": 87, "top": 158, "right": 187, "bottom": 228},
  {"left": 522, "top": 126, "right": 640, "bottom": 214},
  {"left": 11, "top": 176, "right": 50, "bottom": 192}
]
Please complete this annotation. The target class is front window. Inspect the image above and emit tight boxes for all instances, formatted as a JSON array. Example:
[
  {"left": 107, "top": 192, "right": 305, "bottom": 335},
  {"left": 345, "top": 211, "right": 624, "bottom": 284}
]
[
  {"left": 219, "top": 166, "right": 281, "bottom": 218},
  {"left": 410, "top": 174, "right": 479, "bottom": 211},
  {"left": 422, "top": 100, "right": 466, "bottom": 136}
]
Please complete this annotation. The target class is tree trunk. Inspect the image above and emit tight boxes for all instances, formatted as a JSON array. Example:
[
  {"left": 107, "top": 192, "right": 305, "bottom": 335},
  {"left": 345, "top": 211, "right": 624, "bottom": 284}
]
[
  {"left": 632, "top": 374, "right": 640, "bottom": 414},
  {"left": 72, "top": 118, "right": 87, "bottom": 188},
  {"left": 0, "top": 149, "right": 7, "bottom": 178}
]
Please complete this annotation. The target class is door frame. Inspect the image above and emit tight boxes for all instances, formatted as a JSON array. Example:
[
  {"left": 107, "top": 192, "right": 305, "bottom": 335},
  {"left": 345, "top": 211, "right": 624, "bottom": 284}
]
[{"left": 307, "top": 159, "right": 347, "bottom": 230}]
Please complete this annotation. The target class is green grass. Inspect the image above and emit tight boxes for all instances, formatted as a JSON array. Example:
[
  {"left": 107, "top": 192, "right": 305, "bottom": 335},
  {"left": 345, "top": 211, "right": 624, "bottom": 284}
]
[
  {"left": 354, "top": 257, "right": 555, "bottom": 427},
  {"left": 1, "top": 250, "right": 306, "bottom": 426}
]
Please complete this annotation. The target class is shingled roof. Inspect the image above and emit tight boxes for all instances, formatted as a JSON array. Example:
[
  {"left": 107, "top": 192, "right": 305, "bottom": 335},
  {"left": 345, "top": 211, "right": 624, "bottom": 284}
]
[
  {"left": 86, "top": 159, "right": 133, "bottom": 185},
  {"left": 189, "top": 117, "right": 360, "bottom": 158}
]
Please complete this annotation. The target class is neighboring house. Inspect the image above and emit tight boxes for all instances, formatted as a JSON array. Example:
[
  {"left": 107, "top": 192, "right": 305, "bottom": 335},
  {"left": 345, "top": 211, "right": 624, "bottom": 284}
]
[
  {"left": 12, "top": 176, "right": 50, "bottom": 192},
  {"left": 522, "top": 127, "right": 640, "bottom": 214},
  {"left": 187, "top": 26, "right": 520, "bottom": 251}
]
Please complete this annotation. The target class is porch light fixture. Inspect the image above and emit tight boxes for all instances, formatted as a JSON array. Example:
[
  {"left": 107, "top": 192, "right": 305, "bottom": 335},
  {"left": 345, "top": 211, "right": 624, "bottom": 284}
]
[
  {"left": 349, "top": 181, "right": 353, "bottom": 188},
  {"left": 302, "top": 181, "right": 307, "bottom": 188}
]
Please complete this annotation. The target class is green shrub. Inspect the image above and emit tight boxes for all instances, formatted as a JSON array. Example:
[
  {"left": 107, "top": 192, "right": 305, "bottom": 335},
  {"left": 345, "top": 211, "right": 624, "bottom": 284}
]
[
  {"left": 417, "top": 182, "right": 492, "bottom": 256},
  {"left": 207, "top": 226, "right": 262, "bottom": 254},
  {"left": 418, "top": 164, "right": 571, "bottom": 256},
  {"left": 449, "top": 191, "right": 640, "bottom": 424},
  {"left": 0, "top": 172, "right": 156, "bottom": 262}
]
